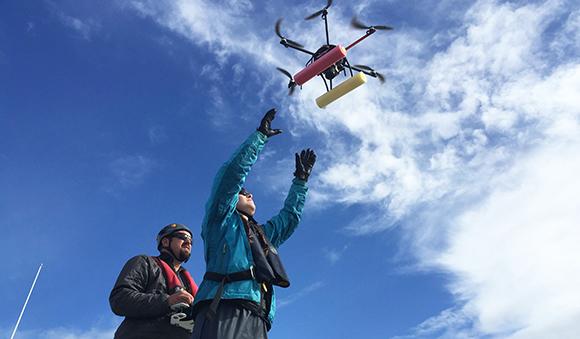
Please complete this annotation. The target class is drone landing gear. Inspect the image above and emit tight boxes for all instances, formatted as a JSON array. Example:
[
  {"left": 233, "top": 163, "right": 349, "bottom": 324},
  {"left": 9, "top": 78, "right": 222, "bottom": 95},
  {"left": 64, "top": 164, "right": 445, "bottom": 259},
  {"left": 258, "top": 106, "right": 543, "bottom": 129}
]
[{"left": 316, "top": 72, "right": 367, "bottom": 108}]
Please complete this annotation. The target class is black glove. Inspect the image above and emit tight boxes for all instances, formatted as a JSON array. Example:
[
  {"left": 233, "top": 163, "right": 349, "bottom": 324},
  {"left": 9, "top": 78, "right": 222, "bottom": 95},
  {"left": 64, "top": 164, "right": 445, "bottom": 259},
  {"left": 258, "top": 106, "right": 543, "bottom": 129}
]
[
  {"left": 294, "top": 149, "right": 316, "bottom": 182},
  {"left": 257, "top": 108, "right": 283, "bottom": 137}
]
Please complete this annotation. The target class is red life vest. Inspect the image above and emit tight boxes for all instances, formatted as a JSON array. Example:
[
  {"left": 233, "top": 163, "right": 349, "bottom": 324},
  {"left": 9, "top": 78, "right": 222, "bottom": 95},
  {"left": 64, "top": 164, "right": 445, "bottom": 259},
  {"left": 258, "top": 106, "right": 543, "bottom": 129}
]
[{"left": 153, "top": 256, "right": 198, "bottom": 297}]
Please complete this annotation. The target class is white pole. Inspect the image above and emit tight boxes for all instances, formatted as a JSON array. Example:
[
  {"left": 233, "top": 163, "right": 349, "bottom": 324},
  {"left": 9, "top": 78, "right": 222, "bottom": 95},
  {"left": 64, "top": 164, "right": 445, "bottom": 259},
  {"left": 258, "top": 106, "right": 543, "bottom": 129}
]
[{"left": 10, "top": 264, "right": 43, "bottom": 339}]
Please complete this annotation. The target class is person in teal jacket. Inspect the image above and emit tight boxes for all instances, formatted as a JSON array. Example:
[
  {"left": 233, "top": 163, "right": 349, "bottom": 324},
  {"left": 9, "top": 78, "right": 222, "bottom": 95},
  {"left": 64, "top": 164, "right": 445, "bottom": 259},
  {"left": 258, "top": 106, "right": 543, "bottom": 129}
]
[{"left": 191, "top": 108, "right": 316, "bottom": 339}]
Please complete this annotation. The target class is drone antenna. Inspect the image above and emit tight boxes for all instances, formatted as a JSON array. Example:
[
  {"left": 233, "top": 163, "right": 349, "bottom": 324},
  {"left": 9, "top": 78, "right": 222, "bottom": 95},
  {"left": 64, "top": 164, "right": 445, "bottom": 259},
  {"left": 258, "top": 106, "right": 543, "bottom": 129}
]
[
  {"left": 305, "top": 0, "right": 333, "bottom": 45},
  {"left": 323, "top": 12, "right": 330, "bottom": 45},
  {"left": 10, "top": 264, "right": 43, "bottom": 339}
]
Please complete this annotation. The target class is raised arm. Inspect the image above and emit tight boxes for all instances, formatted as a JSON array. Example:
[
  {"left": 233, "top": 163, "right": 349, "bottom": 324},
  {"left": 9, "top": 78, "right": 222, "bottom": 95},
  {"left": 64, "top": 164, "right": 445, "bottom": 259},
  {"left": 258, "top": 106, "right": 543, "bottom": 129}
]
[
  {"left": 204, "top": 109, "right": 282, "bottom": 224},
  {"left": 263, "top": 149, "right": 316, "bottom": 247}
]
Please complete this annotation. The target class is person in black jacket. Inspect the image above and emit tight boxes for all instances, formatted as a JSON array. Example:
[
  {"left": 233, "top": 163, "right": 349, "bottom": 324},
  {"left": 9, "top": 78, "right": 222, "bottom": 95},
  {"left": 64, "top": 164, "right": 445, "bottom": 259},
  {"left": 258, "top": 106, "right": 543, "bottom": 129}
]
[{"left": 110, "top": 223, "right": 198, "bottom": 339}]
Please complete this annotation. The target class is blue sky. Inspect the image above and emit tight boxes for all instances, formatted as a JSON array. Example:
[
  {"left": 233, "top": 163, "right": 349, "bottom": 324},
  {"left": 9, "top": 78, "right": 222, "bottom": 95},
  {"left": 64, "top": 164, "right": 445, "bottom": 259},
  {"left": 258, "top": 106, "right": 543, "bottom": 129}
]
[{"left": 1, "top": 0, "right": 579, "bottom": 338}]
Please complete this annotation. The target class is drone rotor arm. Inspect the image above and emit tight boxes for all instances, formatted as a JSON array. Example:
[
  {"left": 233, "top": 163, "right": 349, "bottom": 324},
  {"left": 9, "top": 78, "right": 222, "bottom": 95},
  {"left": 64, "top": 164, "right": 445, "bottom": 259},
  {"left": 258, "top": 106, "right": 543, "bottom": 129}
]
[
  {"left": 345, "top": 30, "right": 376, "bottom": 51},
  {"left": 279, "top": 41, "right": 315, "bottom": 55},
  {"left": 352, "top": 64, "right": 373, "bottom": 71}
]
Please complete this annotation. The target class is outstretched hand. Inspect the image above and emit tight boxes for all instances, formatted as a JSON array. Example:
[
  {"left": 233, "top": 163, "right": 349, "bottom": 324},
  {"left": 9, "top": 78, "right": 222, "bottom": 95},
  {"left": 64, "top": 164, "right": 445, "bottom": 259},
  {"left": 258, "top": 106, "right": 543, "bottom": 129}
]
[
  {"left": 257, "top": 108, "right": 283, "bottom": 137},
  {"left": 294, "top": 148, "right": 316, "bottom": 182}
]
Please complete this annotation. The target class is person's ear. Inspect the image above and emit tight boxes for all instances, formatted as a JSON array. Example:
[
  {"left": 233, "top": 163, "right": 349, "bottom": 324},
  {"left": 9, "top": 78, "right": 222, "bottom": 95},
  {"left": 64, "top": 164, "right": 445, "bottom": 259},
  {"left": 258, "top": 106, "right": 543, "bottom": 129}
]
[{"left": 162, "top": 237, "right": 171, "bottom": 248}]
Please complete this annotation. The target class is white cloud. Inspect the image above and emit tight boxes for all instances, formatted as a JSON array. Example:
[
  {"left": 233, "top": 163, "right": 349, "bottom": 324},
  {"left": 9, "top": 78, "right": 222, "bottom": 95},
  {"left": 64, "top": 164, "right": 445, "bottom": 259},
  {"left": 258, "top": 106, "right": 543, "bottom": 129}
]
[
  {"left": 148, "top": 126, "right": 168, "bottom": 145},
  {"left": 277, "top": 281, "right": 325, "bottom": 308},
  {"left": 323, "top": 244, "right": 349, "bottom": 265},
  {"left": 127, "top": 0, "right": 283, "bottom": 65},
  {"left": 109, "top": 155, "right": 156, "bottom": 188},
  {"left": 47, "top": 1, "right": 100, "bottom": 41},
  {"left": 549, "top": 9, "right": 580, "bottom": 61},
  {"left": 394, "top": 1, "right": 580, "bottom": 337},
  {"left": 411, "top": 136, "right": 580, "bottom": 338},
  {"left": 393, "top": 307, "right": 477, "bottom": 339},
  {"left": 6, "top": 326, "right": 116, "bottom": 339}
]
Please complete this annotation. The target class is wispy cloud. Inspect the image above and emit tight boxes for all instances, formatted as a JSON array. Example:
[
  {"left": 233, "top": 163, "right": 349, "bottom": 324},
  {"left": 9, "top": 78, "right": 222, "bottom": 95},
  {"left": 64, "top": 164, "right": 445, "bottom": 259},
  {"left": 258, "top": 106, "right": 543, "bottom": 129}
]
[
  {"left": 26, "top": 21, "right": 35, "bottom": 33},
  {"left": 278, "top": 281, "right": 325, "bottom": 308},
  {"left": 46, "top": 1, "right": 100, "bottom": 40},
  {"left": 108, "top": 154, "right": 156, "bottom": 188},
  {"left": 148, "top": 125, "right": 168, "bottom": 145},
  {"left": 2, "top": 326, "right": 116, "bottom": 339},
  {"left": 392, "top": 306, "right": 479, "bottom": 339},
  {"left": 323, "top": 244, "right": 349, "bottom": 265}
]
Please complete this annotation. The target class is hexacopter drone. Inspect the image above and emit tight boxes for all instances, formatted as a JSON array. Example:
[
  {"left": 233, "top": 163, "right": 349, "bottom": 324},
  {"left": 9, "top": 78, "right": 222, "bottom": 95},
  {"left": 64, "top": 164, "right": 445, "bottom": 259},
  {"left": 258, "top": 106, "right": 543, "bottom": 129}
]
[{"left": 275, "top": 0, "right": 393, "bottom": 108}]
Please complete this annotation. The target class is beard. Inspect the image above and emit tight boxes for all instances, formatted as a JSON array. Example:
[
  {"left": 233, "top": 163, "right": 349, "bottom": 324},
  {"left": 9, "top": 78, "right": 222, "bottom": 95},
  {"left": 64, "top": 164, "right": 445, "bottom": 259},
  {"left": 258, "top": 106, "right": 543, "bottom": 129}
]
[{"left": 175, "top": 247, "right": 191, "bottom": 262}]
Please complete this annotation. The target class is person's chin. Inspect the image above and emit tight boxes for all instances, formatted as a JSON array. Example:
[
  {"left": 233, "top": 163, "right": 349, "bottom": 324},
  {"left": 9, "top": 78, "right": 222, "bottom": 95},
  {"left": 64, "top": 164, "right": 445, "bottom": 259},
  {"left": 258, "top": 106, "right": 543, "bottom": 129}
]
[
  {"left": 179, "top": 250, "right": 191, "bottom": 262},
  {"left": 240, "top": 205, "right": 255, "bottom": 216}
]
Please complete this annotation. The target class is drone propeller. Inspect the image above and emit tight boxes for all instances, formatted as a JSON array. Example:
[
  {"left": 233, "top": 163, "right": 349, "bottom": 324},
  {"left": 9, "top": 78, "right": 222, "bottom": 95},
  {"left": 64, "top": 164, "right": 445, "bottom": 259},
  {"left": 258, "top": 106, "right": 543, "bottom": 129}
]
[
  {"left": 276, "top": 67, "right": 297, "bottom": 95},
  {"left": 353, "top": 64, "right": 385, "bottom": 83},
  {"left": 275, "top": 19, "right": 305, "bottom": 49},
  {"left": 351, "top": 16, "right": 393, "bottom": 31},
  {"left": 305, "top": 0, "right": 333, "bottom": 20}
]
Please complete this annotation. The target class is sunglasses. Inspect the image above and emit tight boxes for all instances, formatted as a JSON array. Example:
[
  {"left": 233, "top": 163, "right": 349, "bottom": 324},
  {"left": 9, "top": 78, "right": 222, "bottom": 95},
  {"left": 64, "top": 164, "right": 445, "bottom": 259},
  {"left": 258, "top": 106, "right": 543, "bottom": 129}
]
[
  {"left": 239, "top": 188, "right": 252, "bottom": 197},
  {"left": 171, "top": 233, "right": 192, "bottom": 242}
]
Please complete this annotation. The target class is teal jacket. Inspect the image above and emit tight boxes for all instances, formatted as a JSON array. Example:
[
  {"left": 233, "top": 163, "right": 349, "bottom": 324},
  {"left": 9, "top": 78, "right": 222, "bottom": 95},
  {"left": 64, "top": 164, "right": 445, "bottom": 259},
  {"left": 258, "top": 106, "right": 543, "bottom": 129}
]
[{"left": 193, "top": 131, "right": 308, "bottom": 323}]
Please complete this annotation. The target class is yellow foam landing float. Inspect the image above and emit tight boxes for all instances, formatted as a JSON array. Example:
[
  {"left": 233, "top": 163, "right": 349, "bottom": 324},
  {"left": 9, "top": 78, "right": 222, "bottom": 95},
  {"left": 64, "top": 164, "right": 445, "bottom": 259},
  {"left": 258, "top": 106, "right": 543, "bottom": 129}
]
[{"left": 315, "top": 72, "right": 367, "bottom": 108}]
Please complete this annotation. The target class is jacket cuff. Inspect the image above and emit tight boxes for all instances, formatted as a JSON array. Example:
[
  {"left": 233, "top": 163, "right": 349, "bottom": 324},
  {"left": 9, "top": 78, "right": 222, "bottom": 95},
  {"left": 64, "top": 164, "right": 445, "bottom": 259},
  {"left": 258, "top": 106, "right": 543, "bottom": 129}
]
[
  {"left": 255, "top": 130, "right": 268, "bottom": 142},
  {"left": 292, "top": 177, "right": 308, "bottom": 186}
]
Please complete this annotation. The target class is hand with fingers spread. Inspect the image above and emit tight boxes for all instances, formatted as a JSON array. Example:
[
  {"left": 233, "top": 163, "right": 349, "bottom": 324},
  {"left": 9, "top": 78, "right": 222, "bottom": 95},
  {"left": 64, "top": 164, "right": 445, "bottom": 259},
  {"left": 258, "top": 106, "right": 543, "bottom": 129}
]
[
  {"left": 257, "top": 108, "right": 283, "bottom": 138},
  {"left": 294, "top": 148, "right": 316, "bottom": 182}
]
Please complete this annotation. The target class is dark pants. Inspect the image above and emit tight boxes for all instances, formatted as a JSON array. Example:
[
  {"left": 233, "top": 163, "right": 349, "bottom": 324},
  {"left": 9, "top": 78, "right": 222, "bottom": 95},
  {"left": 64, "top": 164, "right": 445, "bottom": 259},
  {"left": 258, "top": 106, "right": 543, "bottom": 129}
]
[
  {"left": 114, "top": 317, "right": 191, "bottom": 339},
  {"left": 192, "top": 301, "right": 268, "bottom": 339}
]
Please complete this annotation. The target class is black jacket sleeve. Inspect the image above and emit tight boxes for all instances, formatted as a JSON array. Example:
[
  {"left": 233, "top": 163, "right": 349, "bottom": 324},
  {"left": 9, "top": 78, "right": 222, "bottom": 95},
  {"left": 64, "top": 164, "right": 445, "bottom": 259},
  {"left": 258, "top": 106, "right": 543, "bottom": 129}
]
[{"left": 109, "top": 255, "right": 172, "bottom": 318}]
